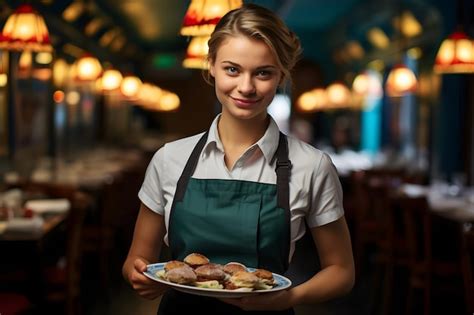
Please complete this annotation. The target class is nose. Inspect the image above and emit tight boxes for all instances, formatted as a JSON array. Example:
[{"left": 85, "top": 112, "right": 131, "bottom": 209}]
[{"left": 237, "top": 74, "right": 256, "bottom": 95}]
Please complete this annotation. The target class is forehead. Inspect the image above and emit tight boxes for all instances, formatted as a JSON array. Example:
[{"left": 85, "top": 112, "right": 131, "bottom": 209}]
[{"left": 215, "top": 35, "right": 278, "bottom": 68}]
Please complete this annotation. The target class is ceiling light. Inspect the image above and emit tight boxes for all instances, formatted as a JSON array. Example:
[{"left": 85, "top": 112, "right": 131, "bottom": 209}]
[
  {"left": 53, "top": 58, "right": 69, "bottom": 87},
  {"left": 401, "top": 11, "right": 422, "bottom": 37},
  {"left": 0, "top": 4, "right": 52, "bottom": 52},
  {"left": 100, "top": 28, "right": 120, "bottom": 47},
  {"left": 434, "top": 31, "right": 474, "bottom": 73},
  {"left": 183, "top": 35, "right": 210, "bottom": 69},
  {"left": 352, "top": 71, "right": 383, "bottom": 97},
  {"left": 385, "top": 63, "right": 417, "bottom": 97},
  {"left": 181, "top": 0, "right": 243, "bottom": 36},
  {"left": 120, "top": 75, "right": 142, "bottom": 98},
  {"left": 407, "top": 47, "right": 422, "bottom": 59},
  {"left": 159, "top": 91, "right": 180, "bottom": 111},
  {"left": 76, "top": 53, "right": 102, "bottom": 81},
  {"left": 35, "top": 52, "right": 53, "bottom": 64},
  {"left": 327, "top": 82, "right": 352, "bottom": 108},
  {"left": 296, "top": 88, "right": 328, "bottom": 112},
  {"left": 101, "top": 69, "right": 123, "bottom": 91},
  {"left": 367, "top": 27, "right": 390, "bottom": 50},
  {"left": 85, "top": 17, "right": 105, "bottom": 37},
  {"left": 346, "top": 41, "right": 365, "bottom": 60},
  {"left": 62, "top": 1, "right": 84, "bottom": 22}
]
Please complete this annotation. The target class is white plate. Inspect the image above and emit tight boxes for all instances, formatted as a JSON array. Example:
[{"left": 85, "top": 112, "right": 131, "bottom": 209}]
[{"left": 144, "top": 262, "right": 292, "bottom": 298}]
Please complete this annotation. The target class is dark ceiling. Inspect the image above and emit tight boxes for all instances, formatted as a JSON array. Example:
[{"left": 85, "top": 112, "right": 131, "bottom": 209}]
[{"left": 1, "top": 0, "right": 471, "bottom": 83}]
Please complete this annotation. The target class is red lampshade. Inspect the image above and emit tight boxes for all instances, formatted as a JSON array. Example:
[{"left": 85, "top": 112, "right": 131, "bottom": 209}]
[
  {"left": 180, "top": 0, "right": 242, "bottom": 36},
  {"left": 0, "top": 4, "right": 52, "bottom": 52},
  {"left": 434, "top": 31, "right": 474, "bottom": 74}
]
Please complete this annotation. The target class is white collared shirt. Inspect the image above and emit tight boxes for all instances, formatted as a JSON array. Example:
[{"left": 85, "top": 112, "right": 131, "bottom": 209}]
[{"left": 139, "top": 114, "right": 344, "bottom": 260}]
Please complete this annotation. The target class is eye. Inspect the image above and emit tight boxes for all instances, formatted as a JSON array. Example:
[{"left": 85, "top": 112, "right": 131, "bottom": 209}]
[
  {"left": 256, "top": 70, "right": 273, "bottom": 79},
  {"left": 224, "top": 66, "right": 239, "bottom": 75}
]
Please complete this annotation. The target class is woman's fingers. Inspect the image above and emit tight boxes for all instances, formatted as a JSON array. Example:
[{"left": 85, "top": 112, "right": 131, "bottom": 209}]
[{"left": 134, "top": 258, "right": 149, "bottom": 272}]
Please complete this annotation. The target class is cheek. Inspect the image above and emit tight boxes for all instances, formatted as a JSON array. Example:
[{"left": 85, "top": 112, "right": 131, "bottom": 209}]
[
  {"left": 215, "top": 76, "right": 234, "bottom": 94},
  {"left": 260, "top": 81, "right": 279, "bottom": 97}
]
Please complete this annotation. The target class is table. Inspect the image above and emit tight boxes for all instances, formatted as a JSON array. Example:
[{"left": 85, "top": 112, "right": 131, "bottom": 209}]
[
  {"left": 0, "top": 212, "right": 68, "bottom": 303},
  {"left": 399, "top": 184, "right": 474, "bottom": 223}
]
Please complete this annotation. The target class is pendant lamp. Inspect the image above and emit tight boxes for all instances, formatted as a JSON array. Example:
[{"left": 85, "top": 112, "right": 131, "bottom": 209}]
[
  {"left": 183, "top": 35, "right": 210, "bottom": 69},
  {"left": 120, "top": 75, "right": 142, "bottom": 99},
  {"left": 385, "top": 2, "right": 417, "bottom": 97},
  {"left": 180, "top": 0, "right": 242, "bottom": 36},
  {"left": 327, "top": 82, "right": 352, "bottom": 108},
  {"left": 101, "top": 68, "right": 123, "bottom": 91},
  {"left": 0, "top": 4, "right": 52, "bottom": 52},
  {"left": 434, "top": 30, "right": 474, "bottom": 73},
  {"left": 76, "top": 53, "right": 102, "bottom": 81},
  {"left": 434, "top": 0, "right": 474, "bottom": 74},
  {"left": 385, "top": 63, "right": 417, "bottom": 97}
]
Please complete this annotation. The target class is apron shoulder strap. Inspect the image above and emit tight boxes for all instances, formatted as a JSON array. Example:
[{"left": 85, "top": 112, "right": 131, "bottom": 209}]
[
  {"left": 275, "top": 132, "right": 291, "bottom": 211},
  {"left": 275, "top": 132, "right": 292, "bottom": 271},
  {"left": 174, "top": 131, "right": 209, "bottom": 202}
]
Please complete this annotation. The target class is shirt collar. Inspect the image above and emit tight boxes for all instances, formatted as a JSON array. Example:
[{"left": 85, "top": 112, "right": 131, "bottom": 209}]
[
  {"left": 204, "top": 114, "right": 224, "bottom": 153},
  {"left": 204, "top": 114, "right": 280, "bottom": 164}
]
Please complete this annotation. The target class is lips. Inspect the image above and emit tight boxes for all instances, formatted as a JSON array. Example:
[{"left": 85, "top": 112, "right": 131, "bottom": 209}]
[{"left": 230, "top": 96, "right": 261, "bottom": 107}]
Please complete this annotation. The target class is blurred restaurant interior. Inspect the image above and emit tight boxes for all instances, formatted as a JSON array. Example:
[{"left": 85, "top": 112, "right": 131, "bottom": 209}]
[{"left": 0, "top": 0, "right": 473, "bottom": 314}]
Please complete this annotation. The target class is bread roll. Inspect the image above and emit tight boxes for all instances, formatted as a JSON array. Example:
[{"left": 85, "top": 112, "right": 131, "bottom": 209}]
[
  {"left": 223, "top": 262, "right": 247, "bottom": 275},
  {"left": 164, "top": 260, "right": 187, "bottom": 272},
  {"left": 183, "top": 253, "right": 210, "bottom": 268},
  {"left": 166, "top": 265, "right": 197, "bottom": 284},
  {"left": 195, "top": 263, "right": 226, "bottom": 281}
]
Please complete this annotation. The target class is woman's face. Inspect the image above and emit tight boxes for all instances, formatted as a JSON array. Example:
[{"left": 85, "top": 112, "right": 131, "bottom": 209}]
[{"left": 209, "top": 35, "right": 282, "bottom": 122}]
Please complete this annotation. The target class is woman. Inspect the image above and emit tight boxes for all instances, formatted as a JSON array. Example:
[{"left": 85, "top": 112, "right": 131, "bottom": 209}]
[{"left": 123, "top": 4, "right": 354, "bottom": 314}]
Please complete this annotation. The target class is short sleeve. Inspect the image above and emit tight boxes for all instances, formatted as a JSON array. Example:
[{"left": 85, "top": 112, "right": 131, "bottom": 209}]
[
  {"left": 306, "top": 153, "right": 344, "bottom": 227},
  {"left": 138, "top": 147, "right": 166, "bottom": 215}
]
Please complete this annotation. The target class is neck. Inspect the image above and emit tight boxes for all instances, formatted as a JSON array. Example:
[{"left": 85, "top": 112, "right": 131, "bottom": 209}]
[{"left": 218, "top": 113, "right": 269, "bottom": 149}]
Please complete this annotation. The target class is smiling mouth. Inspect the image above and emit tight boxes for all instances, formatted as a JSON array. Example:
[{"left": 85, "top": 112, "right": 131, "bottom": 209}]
[{"left": 230, "top": 96, "right": 261, "bottom": 105}]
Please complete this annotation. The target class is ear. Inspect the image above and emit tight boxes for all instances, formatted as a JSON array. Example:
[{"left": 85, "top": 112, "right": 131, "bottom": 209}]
[{"left": 209, "top": 60, "right": 216, "bottom": 77}]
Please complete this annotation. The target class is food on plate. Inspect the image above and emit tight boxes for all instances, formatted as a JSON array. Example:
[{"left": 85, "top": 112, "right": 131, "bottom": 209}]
[
  {"left": 164, "top": 260, "right": 188, "bottom": 272},
  {"left": 253, "top": 268, "right": 275, "bottom": 286},
  {"left": 184, "top": 253, "right": 210, "bottom": 268},
  {"left": 194, "top": 280, "right": 224, "bottom": 289},
  {"left": 195, "top": 263, "right": 226, "bottom": 281},
  {"left": 165, "top": 265, "right": 197, "bottom": 284},
  {"left": 223, "top": 262, "right": 247, "bottom": 275},
  {"left": 151, "top": 253, "right": 281, "bottom": 292},
  {"left": 228, "top": 271, "right": 260, "bottom": 289}
]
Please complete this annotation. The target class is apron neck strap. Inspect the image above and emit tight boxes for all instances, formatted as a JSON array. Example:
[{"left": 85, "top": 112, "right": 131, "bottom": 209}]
[
  {"left": 275, "top": 132, "right": 291, "bottom": 212},
  {"left": 174, "top": 131, "right": 209, "bottom": 202}
]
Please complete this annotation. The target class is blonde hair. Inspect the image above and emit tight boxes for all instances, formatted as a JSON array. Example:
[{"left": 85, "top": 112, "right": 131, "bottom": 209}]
[{"left": 205, "top": 3, "right": 302, "bottom": 88}]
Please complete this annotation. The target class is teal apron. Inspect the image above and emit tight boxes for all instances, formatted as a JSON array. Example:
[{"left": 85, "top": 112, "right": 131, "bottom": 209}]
[{"left": 158, "top": 131, "right": 294, "bottom": 315}]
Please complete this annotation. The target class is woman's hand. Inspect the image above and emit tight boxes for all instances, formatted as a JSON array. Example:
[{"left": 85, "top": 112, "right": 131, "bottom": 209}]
[
  {"left": 123, "top": 205, "right": 167, "bottom": 300},
  {"left": 128, "top": 258, "right": 169, "bottom": 300},
  {"left": 220, "top": 290, "right": 295, "bottom": 311}
]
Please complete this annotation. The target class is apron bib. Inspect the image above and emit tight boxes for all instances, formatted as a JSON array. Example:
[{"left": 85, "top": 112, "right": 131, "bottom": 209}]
[{"left": 159, "top": 131, "right": 294, "bottom": 315}]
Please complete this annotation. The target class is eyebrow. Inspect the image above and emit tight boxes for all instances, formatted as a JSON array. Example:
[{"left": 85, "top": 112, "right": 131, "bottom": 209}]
[{"left": 221, "top": 60, "right": 278, "bottom": 70}]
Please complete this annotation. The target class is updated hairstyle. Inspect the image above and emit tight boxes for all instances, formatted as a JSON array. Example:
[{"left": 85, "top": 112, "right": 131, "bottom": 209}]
[{"left": 205, "top": 3, "right": 302, "bottom": 88}]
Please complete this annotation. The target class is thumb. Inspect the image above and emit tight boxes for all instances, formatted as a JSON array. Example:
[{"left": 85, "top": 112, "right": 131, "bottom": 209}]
[{"left": 134, "top": 258, "right": 149, "bottom": 272}]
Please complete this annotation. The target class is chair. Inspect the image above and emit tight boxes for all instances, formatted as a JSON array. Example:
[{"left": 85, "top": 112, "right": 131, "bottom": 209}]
[
  {"left": 461, "top": 227, "right": 474, "bottom": 314},
  {"left": 351, "top": 169, "right": 403, "bottom": 275},
  {"left": 42, "top": 191, "right": 92, "bottom": 315},
  {"left": 20, "top": 183, "right": 93, "bottom": 315},
  {"left": 392, "top": 195, "right": 462, "bottom": 315},
  {"left": 81, "top": 175, "right": 125, "bottom": 291}
]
